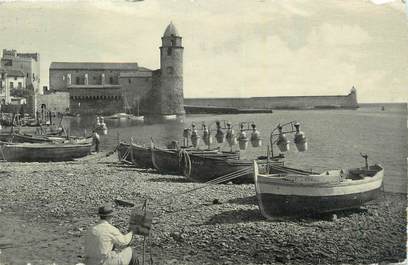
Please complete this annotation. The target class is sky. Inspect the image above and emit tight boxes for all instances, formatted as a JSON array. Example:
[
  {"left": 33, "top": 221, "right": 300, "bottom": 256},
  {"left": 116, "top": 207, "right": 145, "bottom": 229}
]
[{"left": 0, "top": 0, "right": 407, "bottom": 102}]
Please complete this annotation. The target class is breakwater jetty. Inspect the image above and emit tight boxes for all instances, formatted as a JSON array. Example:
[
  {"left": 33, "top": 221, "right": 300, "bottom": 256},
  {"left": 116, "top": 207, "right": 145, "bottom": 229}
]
[
  {"left": 184, "top": 105, "right": 273, "bottom": 114},
  {"left": 185, "top": 87, "right": 358, "bottom": 111}
]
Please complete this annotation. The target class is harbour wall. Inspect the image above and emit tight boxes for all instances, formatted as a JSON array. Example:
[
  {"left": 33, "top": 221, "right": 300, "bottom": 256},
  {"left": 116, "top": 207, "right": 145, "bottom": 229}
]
[{"left": 184, "top": 91, "right": 358, "bottom": 110}]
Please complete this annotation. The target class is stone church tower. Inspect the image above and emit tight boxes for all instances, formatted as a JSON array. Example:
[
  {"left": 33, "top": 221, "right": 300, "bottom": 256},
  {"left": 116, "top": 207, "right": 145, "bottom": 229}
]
[{"left": 159, "top": 22, "right": 185, "bottom": 116}]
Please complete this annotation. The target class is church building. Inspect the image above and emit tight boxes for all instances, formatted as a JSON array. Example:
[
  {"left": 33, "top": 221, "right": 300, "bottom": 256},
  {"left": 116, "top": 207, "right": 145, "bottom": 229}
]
[{"left": 48, "top": 22, "right": 185, "bottom": 118}]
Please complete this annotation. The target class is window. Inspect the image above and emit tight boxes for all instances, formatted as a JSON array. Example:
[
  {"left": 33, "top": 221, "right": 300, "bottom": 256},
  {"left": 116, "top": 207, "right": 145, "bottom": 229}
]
[
  {"left": 128, "top": 79, "right": 131, "bottom": 84},
  {"left": 33, "top": 73, "right": 35, "bottom": 80},
  {"left": 171, "top": 39, "right": 175, "bottom": 46},
  {"left": 109, "top": 77, "right": 114, "bottom": 84},
  {"left": 10, "top": 82, "right": 13, "bottom": 88},
  {"left": 166, "top": 67, "right": 174, "bottom": 75},
  {"left": 167, "top": 48, "right": 172, "bottom": 56},
  {"left": 76, "top": 76, "right": 80, "bottom": 85},
  {"left": 18, "top": 82, "right": 22, "bottom": 89}
]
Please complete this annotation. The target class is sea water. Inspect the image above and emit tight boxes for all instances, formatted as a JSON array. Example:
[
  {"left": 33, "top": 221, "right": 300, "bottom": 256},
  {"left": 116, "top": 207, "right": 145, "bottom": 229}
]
[{"left": 65, "top": 103, "right": 407, "bottom": 193}]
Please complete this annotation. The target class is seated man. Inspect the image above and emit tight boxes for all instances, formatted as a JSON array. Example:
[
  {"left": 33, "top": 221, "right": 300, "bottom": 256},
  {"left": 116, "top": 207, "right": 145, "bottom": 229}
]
[{"left": 84, "top": 204, "right": 139, "bottom": 265}]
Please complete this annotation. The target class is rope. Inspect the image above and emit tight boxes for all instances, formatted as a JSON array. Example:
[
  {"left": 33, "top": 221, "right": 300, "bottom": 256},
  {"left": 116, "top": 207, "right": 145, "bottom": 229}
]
[
  {"left": 155, "top": 167, "right": 252, "bottom": 204},
  {"left": 177, "top": 149, "right": 191, "bottom": 177}
]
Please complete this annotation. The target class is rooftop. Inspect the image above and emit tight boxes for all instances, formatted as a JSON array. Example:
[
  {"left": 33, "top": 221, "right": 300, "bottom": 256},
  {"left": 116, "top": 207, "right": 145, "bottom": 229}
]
[
  {"left": 50, "top": 62, "right": 139, "bottom": 71},
  {"left": 120, "top": 71, "right": 152, "bottom": 78}
]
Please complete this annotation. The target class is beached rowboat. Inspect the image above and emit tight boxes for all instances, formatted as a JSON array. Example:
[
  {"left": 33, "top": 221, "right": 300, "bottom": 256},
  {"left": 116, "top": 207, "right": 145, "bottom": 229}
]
[
  {"left": 253, "top": 161, "right": 384, "bottom": 218},
  {"left": 0, "top": 142, "right": 92, "bottom": 162}
]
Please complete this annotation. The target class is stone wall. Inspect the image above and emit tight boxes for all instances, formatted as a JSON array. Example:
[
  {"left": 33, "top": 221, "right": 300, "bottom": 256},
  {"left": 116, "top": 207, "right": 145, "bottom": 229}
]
[
  {"left": 68, "top": 86, "right": 123, "bottom": 115},
  {"left": 184, "top": 91, "right": 358, "bottom": 110},
  {"left": 36, "top": 92, "right": 70, "bottom": 113},
  {"left": 119, "top": 73, "right": 152, "bottom": 115},
  {"left": 141, "top": 70, "right": 162, "bottom": 115}
]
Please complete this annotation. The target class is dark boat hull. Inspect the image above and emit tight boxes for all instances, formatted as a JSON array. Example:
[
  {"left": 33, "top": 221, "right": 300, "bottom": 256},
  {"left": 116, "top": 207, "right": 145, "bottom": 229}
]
[
  {"left": 0, "top": 143, "right": 92, "bottom": 162},
  {"left": 151, "top": 148, "right": 240, "bottom": 175},
  {"left": 257, "top": 187, "right": 381, "bottom": 216},
  {"left": 117, "top": 142, "right": 154, "bottom": 169},
  {"left": 188, "top": 155, "right": 284, "bottom": 184}
]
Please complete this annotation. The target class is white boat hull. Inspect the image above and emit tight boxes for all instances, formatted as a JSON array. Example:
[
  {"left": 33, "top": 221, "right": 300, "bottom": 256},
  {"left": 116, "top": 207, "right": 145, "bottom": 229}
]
[{"left": 253, "top": 162, "right": 384, "bottom": 218}]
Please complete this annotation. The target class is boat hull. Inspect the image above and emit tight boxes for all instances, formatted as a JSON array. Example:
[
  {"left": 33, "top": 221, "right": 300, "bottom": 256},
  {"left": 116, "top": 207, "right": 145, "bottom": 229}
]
[
  {"left": 256, "top": 187, "right": 381, "bottom": 216},
  {"left": 188, "top": 156, "right": 286, "bottom": 184},
  {"left": 151, "top": 148, "right": 240, "bottom": 176},
  {"left": 117, "top": 142, "right": 153, "bottom": 169},
  {"left": 0, "top": 143, "right": 92, "bottom": 162},
  {"left": 253, "top": 162, "right": 384, "bottom": 217}
]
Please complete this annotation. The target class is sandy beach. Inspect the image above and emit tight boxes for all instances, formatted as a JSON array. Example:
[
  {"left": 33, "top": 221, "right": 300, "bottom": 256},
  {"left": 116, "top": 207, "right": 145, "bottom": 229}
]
[{"left": 0, "top": 152, "right": 406, "bottom": 265}]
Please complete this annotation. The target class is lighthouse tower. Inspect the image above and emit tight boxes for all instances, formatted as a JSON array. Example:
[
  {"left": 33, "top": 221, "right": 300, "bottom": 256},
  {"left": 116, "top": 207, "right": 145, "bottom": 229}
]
[{"left": 159, "top": 22, "right": 185, "bottom": 116}]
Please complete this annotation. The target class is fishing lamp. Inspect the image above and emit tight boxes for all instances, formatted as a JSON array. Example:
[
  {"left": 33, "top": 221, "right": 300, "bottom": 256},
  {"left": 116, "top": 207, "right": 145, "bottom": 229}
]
[
  {"left": 202, "top": 124, "right": 213, "bottom": 147},
  {"left": 238, "top": 123, "right": 249, "bottom": 150},
  {"left": 226, "top": 122, "right": 237, "bottom": 147},
  {"left": 276, "top": 125, "right": 290, "bottom": 152},
  {"left": 215, "top": 121, "right": 225, "bottom": 143},
  {"left": 250, "top": 123, "right": 262, "bottom": 147},
  {"left": 293, "top": 122, "right": 307, "bottom": 152},
  {"left": 182, "top": 128, "right": 191, "bottom": 147},
  {"left": 190, "top": 123, "right": 201, "bottom": 147}
]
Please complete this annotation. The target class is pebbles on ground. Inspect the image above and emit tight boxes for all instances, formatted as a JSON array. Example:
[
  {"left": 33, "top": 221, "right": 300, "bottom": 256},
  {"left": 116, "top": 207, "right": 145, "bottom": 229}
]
[{"left": 0, "top": 154, "right": 406, "bottom": 265}]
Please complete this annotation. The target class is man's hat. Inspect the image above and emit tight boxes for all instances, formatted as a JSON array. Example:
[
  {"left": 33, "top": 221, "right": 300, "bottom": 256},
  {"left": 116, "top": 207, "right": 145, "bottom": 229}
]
[{"left": 98, "top": 204, "right": 114, "bottom": 217}]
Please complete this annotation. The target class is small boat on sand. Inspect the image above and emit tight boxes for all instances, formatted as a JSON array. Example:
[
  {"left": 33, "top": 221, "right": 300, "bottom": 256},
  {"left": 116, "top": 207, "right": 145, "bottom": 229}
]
[
  {"left": 0, "top": 141, "right": 92, "bottom": 162},
  {"left": 253, "top": 161, "right": 384, "bottom": 218}
]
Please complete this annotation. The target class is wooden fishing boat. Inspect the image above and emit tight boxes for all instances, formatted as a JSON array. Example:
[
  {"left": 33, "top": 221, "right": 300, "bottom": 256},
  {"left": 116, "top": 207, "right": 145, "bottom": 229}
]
[
  {"left": 0, "top": 141, "right": 92, "bottom": 162},
  {"left": 117, "top": 142, "right": 154, "bottom": 169},
  {"left": 151, "top": 147, "right": 240, "bottom": 175},
  {"left": 0, "top": 133, "right": 53, "bottom": 143},
  {"left": 253, "top": 161, "right": 384, "bottom": 217},
  {"left": 183, "top": 154, "right": 285, "bottom": 184},
  {"left": 0, "top": 132, "right": 92, "bottom": 144}
]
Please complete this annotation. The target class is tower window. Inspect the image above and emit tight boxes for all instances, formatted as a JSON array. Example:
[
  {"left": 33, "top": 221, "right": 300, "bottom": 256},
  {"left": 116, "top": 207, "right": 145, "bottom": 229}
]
[
  {"left": 171, "top": 40, "right": 175, "bottom": 46},
  {"left": 76, "top": 76, "right": 80, "bottom": 84},
  {"left": 109, "top": 77, "right": 114, "bottom": 84},
  {"left": 128, "top": 79, "right": 131, "bottom": 84},
  {"left": 166, "top": 67, "right": 174, "bottom": 75},
  {"left": 167, "top": 47, "right": 172, "bottom": 56}
]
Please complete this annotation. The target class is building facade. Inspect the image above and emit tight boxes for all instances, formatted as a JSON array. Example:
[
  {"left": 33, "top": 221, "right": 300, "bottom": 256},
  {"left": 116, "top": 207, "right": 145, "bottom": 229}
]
[
  {"left": 49, "top": 62, "right": 139, "bottom": 114},
  {"left": 48, "top": 22, "right": 185, "bottom": 117},
  {"left": 0, "top": 68, "right": 28, "bottom": 105},
  {"left": 0, "top": 49, "right": 40, "bottom": 94}
]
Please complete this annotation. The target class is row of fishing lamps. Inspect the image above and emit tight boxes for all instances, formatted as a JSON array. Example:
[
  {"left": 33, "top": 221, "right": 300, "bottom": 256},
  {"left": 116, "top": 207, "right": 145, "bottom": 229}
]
[
  {"left": 183, "top": 121, "right": 262, "bottom": 150},
  {"left": 182, "top": 120, "right": 308, "bottom": 154}
]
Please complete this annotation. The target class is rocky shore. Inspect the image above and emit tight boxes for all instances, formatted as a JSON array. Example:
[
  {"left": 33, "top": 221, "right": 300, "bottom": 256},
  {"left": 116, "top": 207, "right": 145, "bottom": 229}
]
[{"left": 0, "top": 153, "right": 406, "bottom": 265}]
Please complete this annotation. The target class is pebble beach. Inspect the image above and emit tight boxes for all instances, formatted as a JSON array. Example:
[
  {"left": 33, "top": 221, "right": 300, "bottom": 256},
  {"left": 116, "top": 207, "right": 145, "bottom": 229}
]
[{"left": 0, "top": 152, "right": 406, "bottom": 265}]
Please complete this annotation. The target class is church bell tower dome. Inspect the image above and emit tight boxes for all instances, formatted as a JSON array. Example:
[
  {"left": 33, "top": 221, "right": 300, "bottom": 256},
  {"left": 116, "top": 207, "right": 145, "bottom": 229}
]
[{"left": 163, "top": 22, "right": 179, "bottom": 37}]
